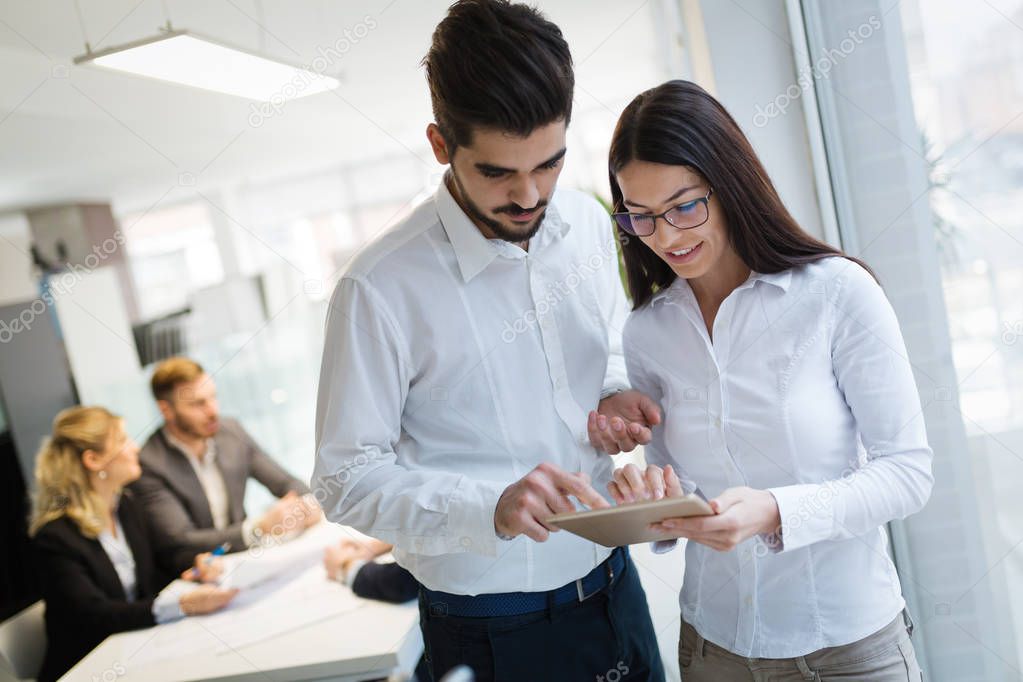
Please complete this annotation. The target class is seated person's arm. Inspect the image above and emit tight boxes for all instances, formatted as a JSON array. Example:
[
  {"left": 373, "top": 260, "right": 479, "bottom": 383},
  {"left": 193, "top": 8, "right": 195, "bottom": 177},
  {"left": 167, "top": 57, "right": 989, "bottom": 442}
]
[
  {"left": 240, "top": 421, "right": 311, "bottom": 498},
  {"left": 34, "top": 527, "right": 239, "bottom": 631},
  {"left": 324, "top": 539, "right": 418, "bottom": 603},
  {"left": 132, "top": 470, "right": 247, "bottom": 564}
]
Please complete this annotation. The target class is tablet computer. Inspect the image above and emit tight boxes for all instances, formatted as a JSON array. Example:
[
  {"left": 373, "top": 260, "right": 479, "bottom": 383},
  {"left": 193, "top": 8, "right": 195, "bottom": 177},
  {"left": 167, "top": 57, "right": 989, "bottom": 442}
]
[{"left": 547, "top": 494, "right": 715, "bottom": 547}]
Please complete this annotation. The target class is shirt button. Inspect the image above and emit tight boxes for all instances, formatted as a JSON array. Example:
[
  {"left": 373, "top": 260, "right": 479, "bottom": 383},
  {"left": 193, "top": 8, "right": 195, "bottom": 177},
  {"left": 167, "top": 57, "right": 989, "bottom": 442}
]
[{"left": 745, "top": 596, "right": 753, "bottom": 607}]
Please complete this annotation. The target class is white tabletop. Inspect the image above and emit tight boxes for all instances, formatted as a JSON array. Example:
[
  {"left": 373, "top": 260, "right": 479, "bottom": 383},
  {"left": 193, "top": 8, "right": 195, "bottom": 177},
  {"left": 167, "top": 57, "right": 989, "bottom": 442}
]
[{"left": 61, "top": 524, "right": 423, "bottom": 682}]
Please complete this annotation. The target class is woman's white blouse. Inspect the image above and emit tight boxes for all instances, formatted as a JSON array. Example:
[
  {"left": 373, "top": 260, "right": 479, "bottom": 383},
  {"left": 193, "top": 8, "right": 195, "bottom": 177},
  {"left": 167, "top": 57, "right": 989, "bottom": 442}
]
[
  {"left": 624, "top": 257, "right": 933, "bottom": 658},
  {"left": 98, "top": 515, "right": 183, "bottom": 623}
]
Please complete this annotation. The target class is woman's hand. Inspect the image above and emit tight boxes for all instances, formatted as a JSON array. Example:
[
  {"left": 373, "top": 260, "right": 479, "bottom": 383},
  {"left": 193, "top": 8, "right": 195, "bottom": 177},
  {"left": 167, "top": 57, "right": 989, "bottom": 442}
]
[
  {"left": 182, "top": 553, "right": 224, "bottom": 583},
  {"left": 587, "top": 390, "right": 661, "bottom": 454},
  {"left": 179, "top": 585, "right": 238, "bottom": 615},
  {"left": 651, "top": 486, "right": 781, "bottom": 551},
  {"left": 607, "top": 463, "right": 684, "bottom": 504}
]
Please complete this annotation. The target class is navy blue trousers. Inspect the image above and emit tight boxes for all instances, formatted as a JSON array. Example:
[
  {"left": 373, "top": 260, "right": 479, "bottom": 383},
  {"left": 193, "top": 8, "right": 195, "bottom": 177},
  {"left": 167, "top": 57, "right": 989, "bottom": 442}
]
[{"left": 417, "top": 552, "right": 665, "bottom": 682}]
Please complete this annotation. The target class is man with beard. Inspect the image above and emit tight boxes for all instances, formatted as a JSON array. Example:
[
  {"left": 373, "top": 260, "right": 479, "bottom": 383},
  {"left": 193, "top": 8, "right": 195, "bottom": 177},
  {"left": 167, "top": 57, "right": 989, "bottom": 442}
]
[
  {"left": 312, "top": 2, "right": 664, "bottom": 680},
  {"left": 133, "top": 356, "right": 316, "bottom": 571}
]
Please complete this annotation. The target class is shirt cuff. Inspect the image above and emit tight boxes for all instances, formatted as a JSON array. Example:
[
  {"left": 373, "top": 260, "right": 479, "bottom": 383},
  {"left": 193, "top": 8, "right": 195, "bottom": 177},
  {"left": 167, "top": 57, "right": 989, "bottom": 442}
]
[
  {"left": 242, "top": 517, "right": 261, "bottom": 547},
  {"left": 445, "top": 478, "right": 507, "bottom": 558},
  {"left": 152, "top": 583, "right": 188, "bottom": 624},
  {"left": 767, "top": 484, "right": 834, "bottom": 553},
  {"left": 343, "top": 559, "right": 368, "bottom": 587},
  {"left": 600, "top": 381, "right": 630, "bottom": 400}
]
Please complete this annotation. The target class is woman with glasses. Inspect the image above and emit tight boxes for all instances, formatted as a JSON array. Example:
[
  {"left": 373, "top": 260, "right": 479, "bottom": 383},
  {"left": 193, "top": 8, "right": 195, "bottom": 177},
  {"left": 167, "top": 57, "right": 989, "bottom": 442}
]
[
  {"left": 30, "top": 406, "right": 238, "bottom": 682},
  {"left": 592, "top": 80, "right": 933, "bottom": 680}
]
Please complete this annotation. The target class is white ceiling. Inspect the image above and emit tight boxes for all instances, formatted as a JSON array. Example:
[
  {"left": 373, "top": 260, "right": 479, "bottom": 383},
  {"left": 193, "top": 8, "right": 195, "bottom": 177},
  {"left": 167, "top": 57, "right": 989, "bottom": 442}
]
[{"left": 0, "top": 0, "right": 665, "bottom": 215}]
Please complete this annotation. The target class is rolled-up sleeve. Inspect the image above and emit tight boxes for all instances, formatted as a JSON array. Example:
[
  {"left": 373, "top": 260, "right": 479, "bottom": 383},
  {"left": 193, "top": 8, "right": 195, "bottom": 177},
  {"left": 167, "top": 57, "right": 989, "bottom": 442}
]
[
  {"left": 312, "top": 277, "right": 506, "bottom": 558},
  {"left": 769, "top": 265, "right": 934, "bottom": 553}
]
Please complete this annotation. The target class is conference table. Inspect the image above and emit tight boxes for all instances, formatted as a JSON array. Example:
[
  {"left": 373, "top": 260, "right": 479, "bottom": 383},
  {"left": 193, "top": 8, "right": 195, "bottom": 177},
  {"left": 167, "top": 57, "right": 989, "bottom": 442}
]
[{"left": 61, "top": 523, "right": 423, "bottom": 682}]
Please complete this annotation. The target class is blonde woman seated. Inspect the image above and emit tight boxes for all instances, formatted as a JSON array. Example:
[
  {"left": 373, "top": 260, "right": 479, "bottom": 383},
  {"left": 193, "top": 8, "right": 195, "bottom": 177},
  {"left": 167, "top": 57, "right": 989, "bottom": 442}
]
[{"left": 30, "top": 406, "right": 238, "bottom": 682}]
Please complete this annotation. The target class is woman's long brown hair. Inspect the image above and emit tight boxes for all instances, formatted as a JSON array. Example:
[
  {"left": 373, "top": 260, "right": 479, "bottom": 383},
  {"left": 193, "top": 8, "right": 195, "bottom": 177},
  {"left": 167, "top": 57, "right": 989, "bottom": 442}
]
[{"left": 609, "top": 80, "right": 872, "bottom": 309}]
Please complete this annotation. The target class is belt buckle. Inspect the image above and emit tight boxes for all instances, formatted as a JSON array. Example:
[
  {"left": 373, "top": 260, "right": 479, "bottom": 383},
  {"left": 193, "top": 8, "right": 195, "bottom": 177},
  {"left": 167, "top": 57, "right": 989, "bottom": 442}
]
[
  {"left": 576, "top": 556, "right": 616, "bottom": 602},
  {"left": 575, "top": 577, "right": 600, "bottom": 602}
]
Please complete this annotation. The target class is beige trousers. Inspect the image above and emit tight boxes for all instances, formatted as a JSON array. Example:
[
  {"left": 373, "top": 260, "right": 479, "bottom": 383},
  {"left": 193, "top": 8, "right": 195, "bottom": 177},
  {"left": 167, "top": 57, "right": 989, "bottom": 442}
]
[{"left": 679, "top": 614, "right": 923, "bottom": 681}]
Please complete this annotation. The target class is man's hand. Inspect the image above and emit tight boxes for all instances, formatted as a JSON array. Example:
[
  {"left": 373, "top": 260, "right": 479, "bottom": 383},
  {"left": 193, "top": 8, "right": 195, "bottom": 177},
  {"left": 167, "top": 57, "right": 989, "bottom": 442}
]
[
  {"left": 494, "top": 463, "right": 610, "bottom": 542},
  {"left": 323, "top": 539, "right": 372, "bottom": 581},
  {"left": 362, "top": 538, "right": 393, "bottom": 558},
  {"left": 299, "top": 494, "right": 324, "bottom": 528},
  {"left": 650, "top": 486, "right": 781, "bottom": 552},
  {"left": 258, "top": 491, "right": 314, "bottom": 538},
  {"left": 588, "top": 390, "right": 661, "bottom": 454}
]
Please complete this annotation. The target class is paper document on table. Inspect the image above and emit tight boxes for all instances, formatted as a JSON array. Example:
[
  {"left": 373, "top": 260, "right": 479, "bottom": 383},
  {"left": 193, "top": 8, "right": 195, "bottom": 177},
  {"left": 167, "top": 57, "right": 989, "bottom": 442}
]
[
  {"left": 124, "top": 523, "right": 369, "bottom": 668},
  {"left": 219, "top": 521, "right": 355, "bottom": 589},
  {"left": 126, "top": 563, "right": 365, "bottom": 667}
]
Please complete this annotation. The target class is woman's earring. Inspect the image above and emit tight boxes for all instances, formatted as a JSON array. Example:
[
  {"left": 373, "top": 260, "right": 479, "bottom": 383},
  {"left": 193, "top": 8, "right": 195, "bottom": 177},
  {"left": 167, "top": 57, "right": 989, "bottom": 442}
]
[{"left": 97, "top": 470, "right": 108, "bottom": 480}]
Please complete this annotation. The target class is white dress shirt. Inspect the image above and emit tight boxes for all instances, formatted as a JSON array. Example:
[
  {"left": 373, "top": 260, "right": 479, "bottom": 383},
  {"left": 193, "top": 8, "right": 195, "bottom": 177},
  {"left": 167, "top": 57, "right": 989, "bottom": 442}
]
[
  {"left": 165, "top": 432, "right": 230, "bottom": 529},
  {"left": 625, "top": 257, "right": 933, "bottom": 658},
  {"left": 313, "top": 179, "right": 629, "bottom": 595}
]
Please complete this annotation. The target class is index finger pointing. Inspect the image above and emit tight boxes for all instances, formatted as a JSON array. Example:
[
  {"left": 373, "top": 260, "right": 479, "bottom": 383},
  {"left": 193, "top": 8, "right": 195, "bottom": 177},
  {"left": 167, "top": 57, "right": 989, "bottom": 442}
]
[{"left": 552, "top": 470, "right": 610, "bottom": 509}]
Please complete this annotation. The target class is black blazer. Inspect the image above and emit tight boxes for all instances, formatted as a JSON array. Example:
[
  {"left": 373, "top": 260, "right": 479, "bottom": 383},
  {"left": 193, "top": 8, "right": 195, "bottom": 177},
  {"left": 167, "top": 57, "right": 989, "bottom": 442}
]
[
  {"left": 352, "top": 561, "right": 419, "bottom": 604},
  {"left": 32, "top": 491, "right": 164, "bottom": 682}
]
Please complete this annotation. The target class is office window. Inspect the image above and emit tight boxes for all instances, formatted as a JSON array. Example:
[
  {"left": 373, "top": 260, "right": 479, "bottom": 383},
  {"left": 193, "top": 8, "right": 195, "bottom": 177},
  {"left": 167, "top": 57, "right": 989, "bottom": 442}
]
[
  {"left": 901, "top": 0, "right": 1023, "bottom": 675},
  {"left": 803, "top": 0, "right": 1023, "bottom": 678},
  {"left": 121, "top": 202, "right": 224, "bottom": 320}
]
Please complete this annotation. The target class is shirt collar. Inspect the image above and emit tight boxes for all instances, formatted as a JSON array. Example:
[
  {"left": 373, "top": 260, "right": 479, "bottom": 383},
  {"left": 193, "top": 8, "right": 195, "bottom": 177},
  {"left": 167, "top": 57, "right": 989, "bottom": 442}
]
[
  {"left": 748, "top": 269, "right": 792, "bottom": 292},
  {"left": 163, "top": 428, "right": 216, "bottom": 465},
  {"left": 650, "top": 269, "right": 792, "bottom": 307},
  {"left": 435, "top": 176, "right": 571, "bottom": 283}
]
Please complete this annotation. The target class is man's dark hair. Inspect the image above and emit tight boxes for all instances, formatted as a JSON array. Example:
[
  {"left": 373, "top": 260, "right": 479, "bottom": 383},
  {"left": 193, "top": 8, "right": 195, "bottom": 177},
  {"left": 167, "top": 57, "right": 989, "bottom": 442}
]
[{"left": 422, "top": 0, "right": 574, "bottom": 152}]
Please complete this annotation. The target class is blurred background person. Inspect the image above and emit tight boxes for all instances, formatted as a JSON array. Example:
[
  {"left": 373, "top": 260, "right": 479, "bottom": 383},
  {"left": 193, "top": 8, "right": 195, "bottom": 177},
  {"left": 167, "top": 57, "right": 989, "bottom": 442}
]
[
  {"left": 30, "top": 406, "right": 237, "bottom": 682},
  {"left": 323, "top": 537, "right": 418, "bottom": 603},
  {"left": 133, "top": 357, "right": 319, "bottom": 576}
]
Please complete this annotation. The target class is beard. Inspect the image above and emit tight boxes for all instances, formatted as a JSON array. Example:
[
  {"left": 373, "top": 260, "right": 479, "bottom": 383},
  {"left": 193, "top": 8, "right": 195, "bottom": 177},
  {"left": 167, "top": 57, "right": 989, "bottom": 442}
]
[
  {"left": 448, "top": 170, "right": 549, "bottom": 244},
  {"left": 174, "top": 412, "right": 219, "bottom": 439}
]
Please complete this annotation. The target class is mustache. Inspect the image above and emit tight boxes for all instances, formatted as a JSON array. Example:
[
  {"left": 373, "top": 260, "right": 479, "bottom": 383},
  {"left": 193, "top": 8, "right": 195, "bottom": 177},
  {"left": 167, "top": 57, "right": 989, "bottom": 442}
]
[{"left": 494, "top": 201, "right": 548, "bottom": 216}]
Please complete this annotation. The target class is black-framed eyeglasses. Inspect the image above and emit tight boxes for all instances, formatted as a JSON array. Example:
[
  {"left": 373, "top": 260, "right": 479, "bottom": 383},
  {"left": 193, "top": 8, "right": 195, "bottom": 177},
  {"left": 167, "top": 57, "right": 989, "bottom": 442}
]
[{"left": 612, "top": 188, "right": 714, "bottom": 237}]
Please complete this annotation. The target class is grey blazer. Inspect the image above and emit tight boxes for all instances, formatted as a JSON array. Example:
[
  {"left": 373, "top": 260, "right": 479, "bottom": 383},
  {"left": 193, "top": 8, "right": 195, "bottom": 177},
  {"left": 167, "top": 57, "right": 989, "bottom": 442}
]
[{"left": 131, "top": 417, "right": 309, "bottom": 566}]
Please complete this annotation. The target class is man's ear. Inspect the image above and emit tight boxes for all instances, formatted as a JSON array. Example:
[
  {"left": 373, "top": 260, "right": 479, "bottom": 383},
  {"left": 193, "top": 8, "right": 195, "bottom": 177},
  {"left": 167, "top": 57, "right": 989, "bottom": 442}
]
[
  {"left": 426, "top": 123, "right": 452, "bottom": 165},
  {"left": 155, "top": 399, "right": 174, "bottom": 423}
]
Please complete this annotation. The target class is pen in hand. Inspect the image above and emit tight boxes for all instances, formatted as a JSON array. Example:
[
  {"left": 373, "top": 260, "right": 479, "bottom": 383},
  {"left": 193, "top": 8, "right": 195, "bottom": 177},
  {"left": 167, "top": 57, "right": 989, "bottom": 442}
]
[{"left": 189, "top": 542, "right": 231, "bottom": 581}]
